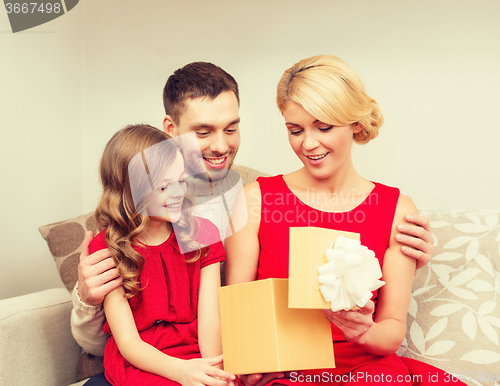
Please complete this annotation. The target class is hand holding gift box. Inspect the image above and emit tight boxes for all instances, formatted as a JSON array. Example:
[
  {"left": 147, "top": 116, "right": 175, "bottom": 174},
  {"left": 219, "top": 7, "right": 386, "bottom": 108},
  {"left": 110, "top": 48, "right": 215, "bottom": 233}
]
[
  {"left": 288, "top": 227, "right": 384, "bottom": 311},
  {"left": 318, "top": 235, "right": 385, "bottom": 312},
  {"left": 218, "top": 228, "right": 384, "bottom": 375}
]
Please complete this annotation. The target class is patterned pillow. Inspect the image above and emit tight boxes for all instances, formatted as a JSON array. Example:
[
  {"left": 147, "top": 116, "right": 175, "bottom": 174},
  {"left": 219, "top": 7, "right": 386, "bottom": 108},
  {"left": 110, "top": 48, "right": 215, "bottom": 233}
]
[
  {"left": 39, "top": 212, "right": 97, "bottom": 292},
  {"left": 402, "top": 209, "right": 500, "bottom": 386},
  {"left": 39, "top": 212, "right": 104, "bottom": 381}
]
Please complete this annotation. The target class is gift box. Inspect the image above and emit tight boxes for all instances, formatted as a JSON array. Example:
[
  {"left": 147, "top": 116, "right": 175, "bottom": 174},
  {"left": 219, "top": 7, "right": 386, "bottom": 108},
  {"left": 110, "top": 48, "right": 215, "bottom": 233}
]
[
  {"left": 219, "top": 278, "right": 334, "bottom": 375},
  {"left": 288, "top": 227, "right": 360, "bottom": 309}
]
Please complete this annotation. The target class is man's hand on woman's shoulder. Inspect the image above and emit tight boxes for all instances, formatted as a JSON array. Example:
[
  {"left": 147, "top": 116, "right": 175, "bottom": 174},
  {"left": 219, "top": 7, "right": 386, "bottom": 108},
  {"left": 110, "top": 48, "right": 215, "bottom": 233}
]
[{"left": 395, "top": 197, "right": 434, "bottom": 269}]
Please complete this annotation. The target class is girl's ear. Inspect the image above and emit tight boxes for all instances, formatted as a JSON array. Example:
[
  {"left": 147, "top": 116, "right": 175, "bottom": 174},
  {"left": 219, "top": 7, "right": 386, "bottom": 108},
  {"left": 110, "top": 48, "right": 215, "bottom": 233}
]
[
  {"left": 162, "top": 115, "right": 176, "bottom": 136},
  {"left": 352, "top": 123, "right": 363, "bottom": 134}
]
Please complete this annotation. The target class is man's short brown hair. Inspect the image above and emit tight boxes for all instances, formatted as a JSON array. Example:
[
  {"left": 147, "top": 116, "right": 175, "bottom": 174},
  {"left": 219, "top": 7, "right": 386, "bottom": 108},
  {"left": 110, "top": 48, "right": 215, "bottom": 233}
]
[{"left": 163, "top": 62, "right": 239, "bottom": 124}]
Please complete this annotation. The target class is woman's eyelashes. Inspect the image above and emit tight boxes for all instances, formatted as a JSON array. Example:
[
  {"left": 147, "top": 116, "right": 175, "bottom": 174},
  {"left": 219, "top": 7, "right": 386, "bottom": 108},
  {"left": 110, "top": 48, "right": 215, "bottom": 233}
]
[{"left": 288, "top": 125, "right": 334, "bottom": 136}]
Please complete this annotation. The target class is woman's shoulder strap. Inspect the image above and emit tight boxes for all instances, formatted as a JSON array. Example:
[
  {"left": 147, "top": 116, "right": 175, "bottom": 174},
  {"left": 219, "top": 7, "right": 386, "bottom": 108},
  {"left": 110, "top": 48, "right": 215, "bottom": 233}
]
[
  {"left": 257, "top": 174, "right": 284, "bottom": 192},
  {"left": 370, "top": 182, "right": 401, "bottom": 222}
]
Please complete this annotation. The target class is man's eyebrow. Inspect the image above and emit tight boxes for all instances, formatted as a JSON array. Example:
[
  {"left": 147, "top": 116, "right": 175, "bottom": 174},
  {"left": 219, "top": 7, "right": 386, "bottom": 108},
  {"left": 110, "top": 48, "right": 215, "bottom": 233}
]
[
  {"left": 190, "top": 123, "right": 215, "bottom": 129},
  {"left": 189, "top": 118, "right": 241, "bottom": 129}
]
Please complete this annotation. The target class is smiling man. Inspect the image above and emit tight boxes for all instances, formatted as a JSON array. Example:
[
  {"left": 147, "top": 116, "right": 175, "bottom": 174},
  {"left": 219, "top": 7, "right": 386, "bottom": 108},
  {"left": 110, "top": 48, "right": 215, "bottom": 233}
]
[
  {"left": 164, "top": 89, "right": 240, "bottom": 179},
  {"left": 162, "top": 63, "right": 241, "bottom": 181},
  {"left": 162, "top": 63, "right": 246, "bottom": 241}
]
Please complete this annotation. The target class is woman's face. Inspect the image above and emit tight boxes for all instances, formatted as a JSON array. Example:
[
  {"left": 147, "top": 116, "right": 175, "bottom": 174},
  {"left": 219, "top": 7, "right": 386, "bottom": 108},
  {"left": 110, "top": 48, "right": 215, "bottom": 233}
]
[
  {"left": 146, "top": 151, "right": 187, "bottom": 223},
  {"left": 283, "top": 102, "right": 361, "bottom": 181}
]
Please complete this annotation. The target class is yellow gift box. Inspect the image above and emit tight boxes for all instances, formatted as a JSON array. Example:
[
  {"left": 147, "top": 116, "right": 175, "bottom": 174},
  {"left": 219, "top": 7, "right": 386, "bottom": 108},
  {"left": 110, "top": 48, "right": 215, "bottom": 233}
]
[
  {"left": 219, "top": 278, "right": 334, "bottom": 374},
  {"left": 288, "top": 227, "right": 360, "bottom": 309}
]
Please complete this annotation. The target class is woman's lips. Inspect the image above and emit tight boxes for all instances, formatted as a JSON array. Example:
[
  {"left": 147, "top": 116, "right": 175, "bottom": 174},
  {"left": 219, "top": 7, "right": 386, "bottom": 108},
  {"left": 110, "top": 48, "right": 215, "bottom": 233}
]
[{"left": 305, "top": 152, "right": 329, "bottom": 165}]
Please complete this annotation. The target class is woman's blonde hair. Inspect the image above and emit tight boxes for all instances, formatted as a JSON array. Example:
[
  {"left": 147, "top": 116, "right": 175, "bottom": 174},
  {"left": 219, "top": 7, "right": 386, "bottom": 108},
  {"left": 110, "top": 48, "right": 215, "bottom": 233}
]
[
  {"left": 95, "top": 124, "right": 203, "bottom": 298},
  {"left": 276, "top": 55, "right": 383, "bottom": 144}
]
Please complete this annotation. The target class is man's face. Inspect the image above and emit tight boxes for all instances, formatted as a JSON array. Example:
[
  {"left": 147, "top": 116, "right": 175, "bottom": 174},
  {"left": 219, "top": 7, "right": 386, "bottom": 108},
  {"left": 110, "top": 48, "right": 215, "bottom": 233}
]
[{"left": 163, "top": 91, "right": 240, "bottom": 181}]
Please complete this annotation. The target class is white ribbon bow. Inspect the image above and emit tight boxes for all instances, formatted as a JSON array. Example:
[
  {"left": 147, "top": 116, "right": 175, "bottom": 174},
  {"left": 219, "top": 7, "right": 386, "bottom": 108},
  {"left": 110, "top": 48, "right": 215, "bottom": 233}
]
[{"left": 318, "top": 236, "right": 385, "bottom": 312}]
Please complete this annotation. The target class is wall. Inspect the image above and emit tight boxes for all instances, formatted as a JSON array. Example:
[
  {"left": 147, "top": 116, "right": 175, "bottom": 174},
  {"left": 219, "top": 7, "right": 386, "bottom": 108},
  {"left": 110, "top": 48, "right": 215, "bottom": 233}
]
[
  {"left": 1, "top": 0, "right": 499, "bottom": 299},
  {"left": 80, "top": 0, "right": 500, "bottom": 212},
  {"left": 0, "top": 4, "right": 83, "bottom": 299}
]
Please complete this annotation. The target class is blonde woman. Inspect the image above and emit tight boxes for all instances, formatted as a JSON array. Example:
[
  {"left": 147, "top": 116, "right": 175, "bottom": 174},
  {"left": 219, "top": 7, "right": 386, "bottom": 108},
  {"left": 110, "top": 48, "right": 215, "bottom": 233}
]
[{"left": 225, "top": 56, "right": 463, "bottom": 386}]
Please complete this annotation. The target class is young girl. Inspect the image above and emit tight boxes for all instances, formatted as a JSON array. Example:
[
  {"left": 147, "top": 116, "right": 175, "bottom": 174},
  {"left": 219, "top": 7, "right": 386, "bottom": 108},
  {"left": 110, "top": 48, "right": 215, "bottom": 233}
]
[
  {"left": 90, "top": 124, "right": 235, "bottom": 386},
  {"left": 225, "top": 56, "right": 465, "bottom": 386}
]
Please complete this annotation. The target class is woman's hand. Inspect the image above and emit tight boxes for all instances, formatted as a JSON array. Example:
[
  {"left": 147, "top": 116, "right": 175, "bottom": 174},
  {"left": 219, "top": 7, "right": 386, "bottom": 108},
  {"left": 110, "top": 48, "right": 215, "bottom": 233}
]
[
  {"left": 322, "top": 301, "right": 375, "bottom": 344},
  {"left": 175, "top": 355, "right": 235, "bottom": 386}
]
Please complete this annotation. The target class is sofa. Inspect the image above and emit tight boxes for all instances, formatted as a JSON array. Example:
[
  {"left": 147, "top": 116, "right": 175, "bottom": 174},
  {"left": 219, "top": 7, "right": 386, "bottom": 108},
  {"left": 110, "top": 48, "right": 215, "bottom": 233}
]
[{"left": 1, "top": 166, "right": 499, "bottom": 386}]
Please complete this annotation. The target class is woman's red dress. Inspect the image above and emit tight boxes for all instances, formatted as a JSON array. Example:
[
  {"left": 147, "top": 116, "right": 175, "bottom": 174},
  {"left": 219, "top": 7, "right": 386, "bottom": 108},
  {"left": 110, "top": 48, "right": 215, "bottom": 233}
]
[{"left": 256, "top": 175, "right": 465, "bottom": 386}]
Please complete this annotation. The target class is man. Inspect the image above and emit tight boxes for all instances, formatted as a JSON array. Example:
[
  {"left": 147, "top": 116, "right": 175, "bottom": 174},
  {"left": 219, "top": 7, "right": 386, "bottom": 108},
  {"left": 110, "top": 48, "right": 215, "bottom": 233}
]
[
  {"left": 72, "top": 62, "right": 434, "bottom": 386},
  {"left": 162, "top": 64, "right": 245, "bottom": 242}
]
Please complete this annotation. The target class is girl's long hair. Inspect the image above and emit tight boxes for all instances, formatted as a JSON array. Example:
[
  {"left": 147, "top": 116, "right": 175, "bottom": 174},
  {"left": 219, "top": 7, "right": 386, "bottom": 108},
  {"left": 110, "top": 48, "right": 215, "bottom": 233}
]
[{"left": 95, "top": 124, "right": 203, "bottom": 298}]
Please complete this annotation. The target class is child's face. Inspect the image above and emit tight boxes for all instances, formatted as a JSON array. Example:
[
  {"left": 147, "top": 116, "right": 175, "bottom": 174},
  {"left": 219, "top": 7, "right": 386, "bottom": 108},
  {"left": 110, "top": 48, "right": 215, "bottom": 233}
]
[{"left": 146, "top": 151, "right": 186, "bottom": 223}]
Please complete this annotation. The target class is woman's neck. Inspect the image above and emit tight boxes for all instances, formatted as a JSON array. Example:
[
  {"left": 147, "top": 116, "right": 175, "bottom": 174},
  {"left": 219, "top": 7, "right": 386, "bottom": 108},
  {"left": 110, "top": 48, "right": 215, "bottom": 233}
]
[
  {"left": 137, "top": 221, "right": 172, "bottom": 246},
  {"left": 284, "top": 161, "right": 374, "bottom": 212},
  {"left": 295, "top": 159, "right": 362, "bottom": 193}
]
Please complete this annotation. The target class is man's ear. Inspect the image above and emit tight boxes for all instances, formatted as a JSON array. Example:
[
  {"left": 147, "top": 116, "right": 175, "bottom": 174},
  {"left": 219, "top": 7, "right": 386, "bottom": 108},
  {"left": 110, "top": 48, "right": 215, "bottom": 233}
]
[{"left": 163, "top": 115, "right": 176, "bottom": 136}]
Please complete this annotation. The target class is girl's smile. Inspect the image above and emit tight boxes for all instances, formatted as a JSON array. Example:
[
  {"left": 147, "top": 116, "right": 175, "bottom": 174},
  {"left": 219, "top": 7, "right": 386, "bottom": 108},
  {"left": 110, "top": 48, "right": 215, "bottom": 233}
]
[{"left": 147, "top": 151, "right": 187, "bottom": 224}]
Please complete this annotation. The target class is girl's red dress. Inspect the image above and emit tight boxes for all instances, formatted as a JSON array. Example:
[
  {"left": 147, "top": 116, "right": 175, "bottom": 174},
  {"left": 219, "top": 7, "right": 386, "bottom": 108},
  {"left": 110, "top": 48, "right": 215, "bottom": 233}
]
[
  {"left": 89, "top": 218, "right": 225, "bottom": 386},
  {"left": 256, "top": 175, "right": 465, "bottom": 386}
]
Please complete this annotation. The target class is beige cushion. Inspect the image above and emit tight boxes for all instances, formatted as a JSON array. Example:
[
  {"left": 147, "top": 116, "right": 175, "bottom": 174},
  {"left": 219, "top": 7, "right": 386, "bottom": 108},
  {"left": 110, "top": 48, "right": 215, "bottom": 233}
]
[
  {"left": 231, "top": 164, "right": 269, "bottom": 185},
  {"left": 0, "top": 289, "right": 81, "bottom": 385},
  {"left": 402, "top": 209, "right": 500, "bottom": 384}
]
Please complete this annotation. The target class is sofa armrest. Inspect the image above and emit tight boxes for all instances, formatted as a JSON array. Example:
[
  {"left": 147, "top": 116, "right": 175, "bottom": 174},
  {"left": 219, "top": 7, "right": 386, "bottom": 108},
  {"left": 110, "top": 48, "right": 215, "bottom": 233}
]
[{"left": 0, "top": 288, "right": 81, "bottom": 386}]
